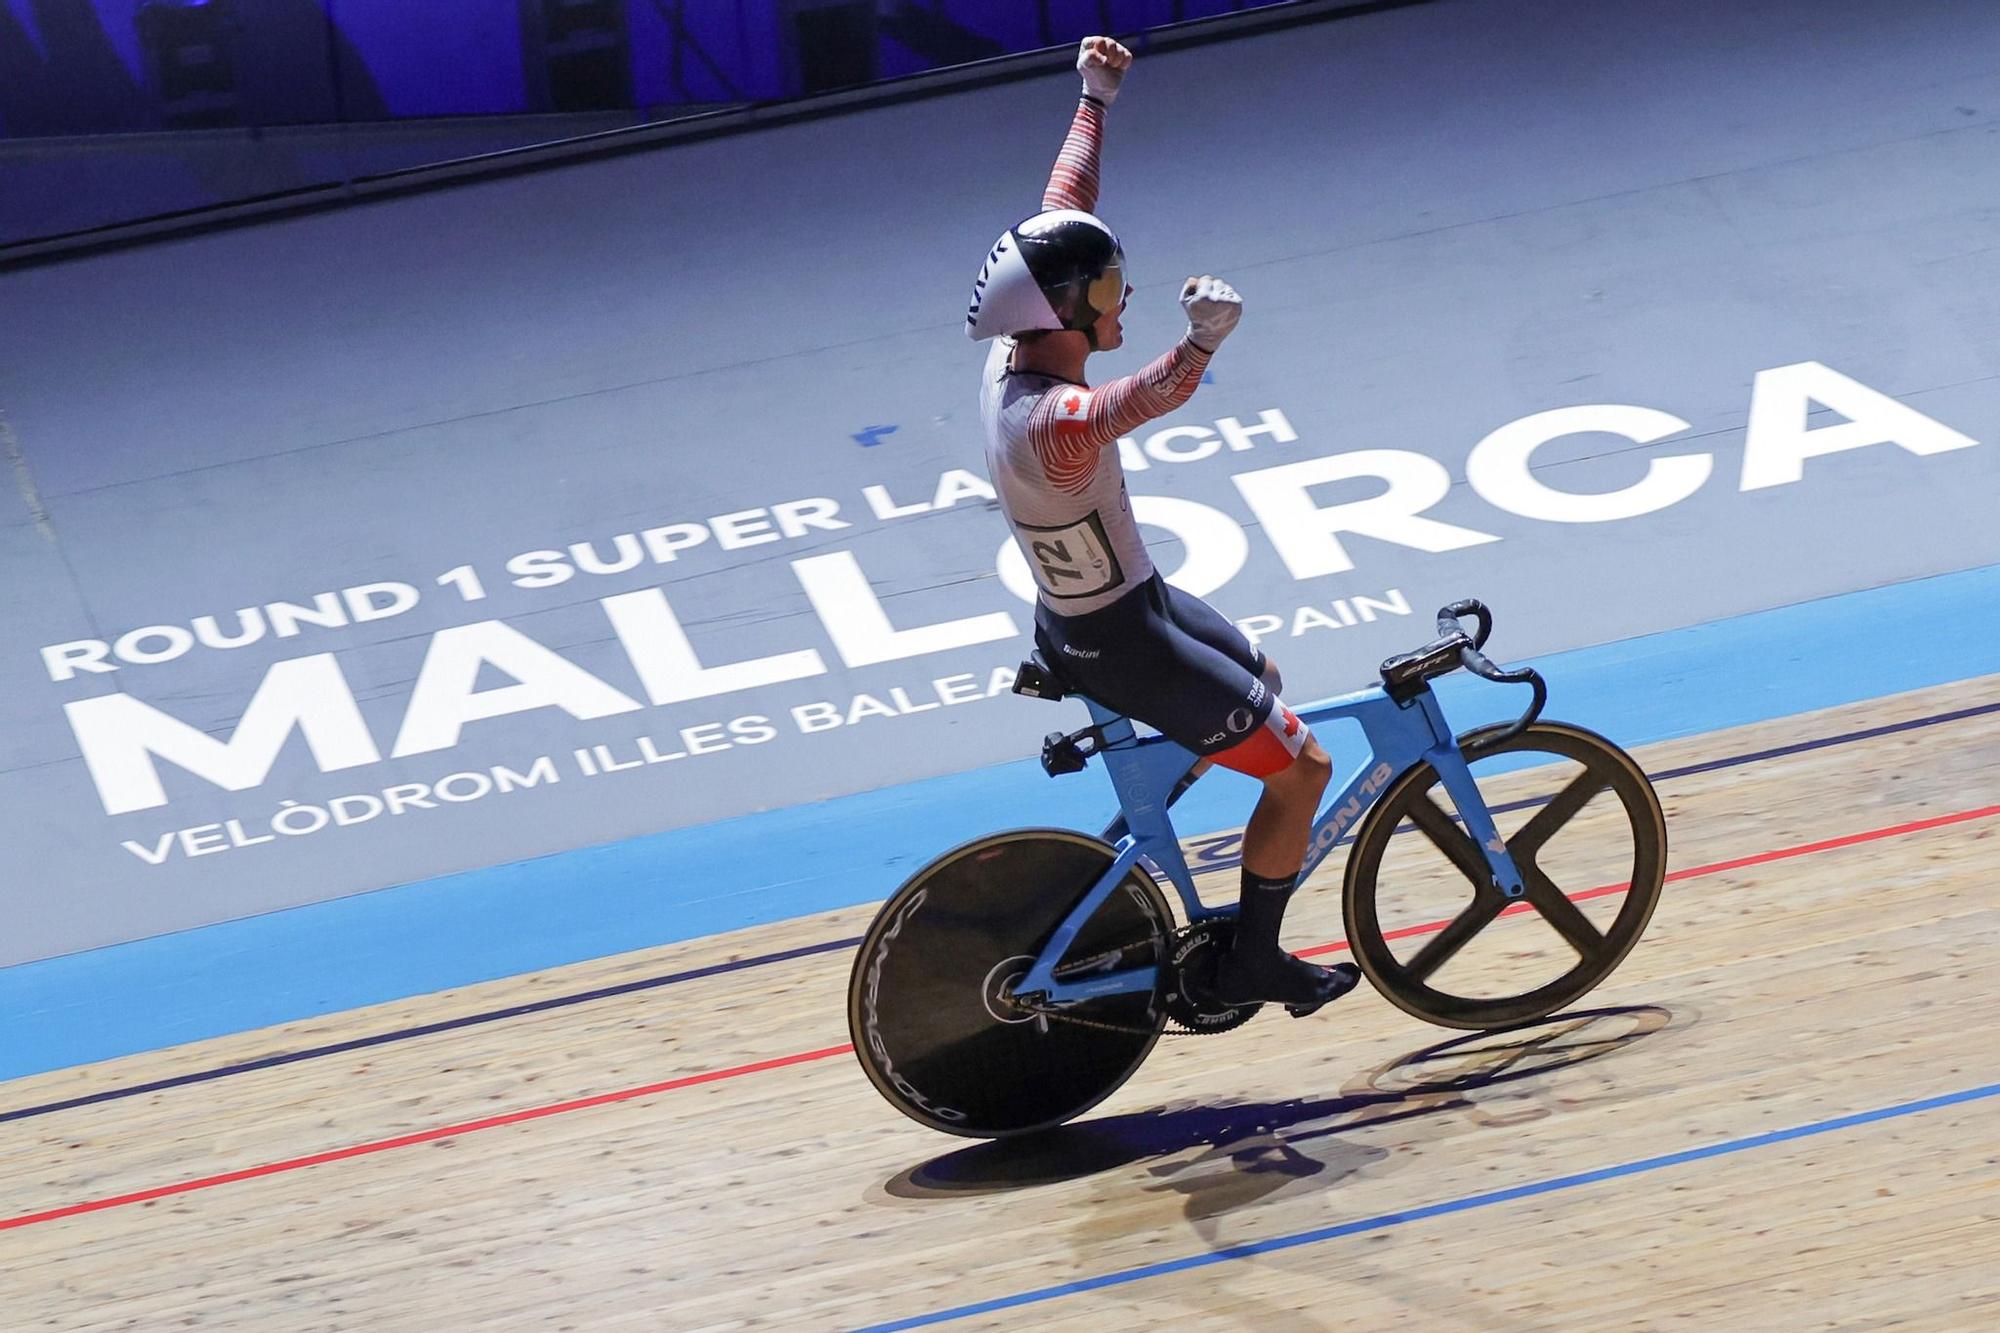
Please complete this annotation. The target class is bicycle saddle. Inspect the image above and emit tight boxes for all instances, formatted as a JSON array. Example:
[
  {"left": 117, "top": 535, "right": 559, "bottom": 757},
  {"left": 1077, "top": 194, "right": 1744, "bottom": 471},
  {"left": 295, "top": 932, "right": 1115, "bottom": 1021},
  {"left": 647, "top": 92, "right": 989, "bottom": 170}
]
[{"left": 1012, "top": 651, "right": 1075, "bottom": 702}]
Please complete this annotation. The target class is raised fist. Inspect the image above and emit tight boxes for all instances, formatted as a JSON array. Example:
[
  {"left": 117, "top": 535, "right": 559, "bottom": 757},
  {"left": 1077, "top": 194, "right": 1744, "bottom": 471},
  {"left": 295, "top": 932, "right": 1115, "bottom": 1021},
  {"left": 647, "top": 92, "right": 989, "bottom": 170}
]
[
  {"left": 1078, "top": 36, "right": 1133, "bottom": 105},
  {"left": 1180, "top": 275, "right": 1242, "bottom": 351}
]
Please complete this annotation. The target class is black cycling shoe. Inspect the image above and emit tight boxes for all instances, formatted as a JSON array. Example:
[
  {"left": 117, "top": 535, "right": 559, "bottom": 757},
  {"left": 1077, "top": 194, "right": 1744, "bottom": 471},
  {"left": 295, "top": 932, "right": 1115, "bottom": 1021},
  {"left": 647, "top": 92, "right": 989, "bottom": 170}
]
[{"left": 1212, "top": 949, "right": 1361, "bottom": 1018}]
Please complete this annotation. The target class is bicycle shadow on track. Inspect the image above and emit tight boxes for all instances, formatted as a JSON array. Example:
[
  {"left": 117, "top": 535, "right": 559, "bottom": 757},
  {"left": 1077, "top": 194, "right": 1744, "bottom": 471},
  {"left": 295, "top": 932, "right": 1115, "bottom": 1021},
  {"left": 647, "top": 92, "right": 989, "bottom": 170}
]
[{"left": 880, "top": 1004, "right": 1686, "bottom": 1207}]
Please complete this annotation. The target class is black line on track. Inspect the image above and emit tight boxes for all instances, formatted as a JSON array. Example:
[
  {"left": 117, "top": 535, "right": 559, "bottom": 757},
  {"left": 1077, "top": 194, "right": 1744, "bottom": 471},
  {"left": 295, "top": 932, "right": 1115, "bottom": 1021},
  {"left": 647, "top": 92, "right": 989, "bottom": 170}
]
[
  {"left": 0, "top": 938, "right": 860, "bottom": 1127},
  {"left": 5, "top": 696, "right": 1995, "bottom": 1126},
  {"left": 1646, "top": 700, "right": 2000, "bottom": 780}
]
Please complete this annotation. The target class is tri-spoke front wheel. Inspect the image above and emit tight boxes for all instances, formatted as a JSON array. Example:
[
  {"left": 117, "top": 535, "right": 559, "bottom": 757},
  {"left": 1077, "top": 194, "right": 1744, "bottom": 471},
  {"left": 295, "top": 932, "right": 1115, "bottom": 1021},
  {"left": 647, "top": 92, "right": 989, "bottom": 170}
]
[{"left": 1342, "top": 722, "right": 1667, "bottom": 1030}]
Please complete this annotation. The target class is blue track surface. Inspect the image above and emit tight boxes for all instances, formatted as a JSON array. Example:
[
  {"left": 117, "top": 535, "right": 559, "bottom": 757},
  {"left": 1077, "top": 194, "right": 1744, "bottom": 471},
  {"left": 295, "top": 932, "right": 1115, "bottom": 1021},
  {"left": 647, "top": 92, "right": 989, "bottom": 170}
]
[{"left": 4, "top": 562, "right": 1998, "bottom": 1081}]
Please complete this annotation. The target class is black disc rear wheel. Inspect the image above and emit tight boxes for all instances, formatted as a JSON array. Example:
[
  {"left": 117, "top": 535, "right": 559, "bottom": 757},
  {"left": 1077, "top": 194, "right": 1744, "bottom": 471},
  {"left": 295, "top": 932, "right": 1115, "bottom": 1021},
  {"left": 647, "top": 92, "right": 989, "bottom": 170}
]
[{"left": 847, "top": 829, "right": 1171, "bottom": 1138}]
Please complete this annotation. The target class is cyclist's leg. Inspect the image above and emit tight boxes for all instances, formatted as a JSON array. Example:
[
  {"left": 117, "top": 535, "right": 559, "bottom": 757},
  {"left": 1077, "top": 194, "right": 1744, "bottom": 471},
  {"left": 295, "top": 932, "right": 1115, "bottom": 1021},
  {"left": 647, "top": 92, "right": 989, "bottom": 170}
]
[
  {"left": 1160, "top": 581, "right": 1282, "bottom": 781},
  {"left": 1057, "top": 579, "right": 1356, "bottom": 1010},
  {"left": 1159, "top": 577, "right": 1326, "bottom": 868},
  {"left": 1206, "top": 708, "right": 1356, "bottom": 1011},
  {"left": 1161, "top": 578, "right": 1280, "bottom": 683},
  {"left": 1233, "top": 728, "right": 1331, "bottom": 875}
]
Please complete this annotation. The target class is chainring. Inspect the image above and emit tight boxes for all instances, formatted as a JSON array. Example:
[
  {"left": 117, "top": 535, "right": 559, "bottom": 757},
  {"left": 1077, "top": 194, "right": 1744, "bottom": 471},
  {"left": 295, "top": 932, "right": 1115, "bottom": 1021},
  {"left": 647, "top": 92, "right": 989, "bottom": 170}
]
[{"left": 1162, "top": 918, "right": 1263, "bottom": 1035}]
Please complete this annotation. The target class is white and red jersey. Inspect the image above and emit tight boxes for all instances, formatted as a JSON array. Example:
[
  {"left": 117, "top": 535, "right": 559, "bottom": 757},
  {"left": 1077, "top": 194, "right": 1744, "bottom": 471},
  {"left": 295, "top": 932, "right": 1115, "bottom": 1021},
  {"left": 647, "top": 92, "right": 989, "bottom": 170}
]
[
  {"left": 979, "top": 96, "right": 1215, "bottom": 617},
  {"left": 981, "top": 341, "right": 1209, "bottom": 614}
]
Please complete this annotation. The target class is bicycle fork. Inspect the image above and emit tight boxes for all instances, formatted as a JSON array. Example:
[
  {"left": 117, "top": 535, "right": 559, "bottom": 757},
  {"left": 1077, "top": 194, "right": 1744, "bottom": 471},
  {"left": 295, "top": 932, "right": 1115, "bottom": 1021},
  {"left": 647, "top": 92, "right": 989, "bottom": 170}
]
[{"left": 1409, "top": 691, "right": 1527, "bottom": 900}]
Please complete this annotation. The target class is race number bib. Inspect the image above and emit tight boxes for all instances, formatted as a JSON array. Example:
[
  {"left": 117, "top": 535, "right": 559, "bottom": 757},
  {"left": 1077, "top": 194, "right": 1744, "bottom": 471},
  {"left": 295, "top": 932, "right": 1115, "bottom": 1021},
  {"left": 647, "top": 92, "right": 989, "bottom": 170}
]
[{"left": 1020, "top": 511, "right": 1124, "bottom": 600}]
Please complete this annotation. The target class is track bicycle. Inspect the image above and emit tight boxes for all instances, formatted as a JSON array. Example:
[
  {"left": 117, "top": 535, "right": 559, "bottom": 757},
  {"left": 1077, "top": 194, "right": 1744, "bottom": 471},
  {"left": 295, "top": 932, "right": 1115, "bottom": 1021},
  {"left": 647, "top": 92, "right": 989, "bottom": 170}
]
[{"left": 847, "top": 600, "right": 1667, "bottom": 1138}]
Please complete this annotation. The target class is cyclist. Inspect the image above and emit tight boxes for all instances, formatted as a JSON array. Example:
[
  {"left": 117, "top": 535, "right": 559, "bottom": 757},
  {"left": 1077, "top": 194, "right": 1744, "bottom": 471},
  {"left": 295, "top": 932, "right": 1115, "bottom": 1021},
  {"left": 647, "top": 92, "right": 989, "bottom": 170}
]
[{"left": 967, "top": 37, "right": 1358, "bottom": 1015}]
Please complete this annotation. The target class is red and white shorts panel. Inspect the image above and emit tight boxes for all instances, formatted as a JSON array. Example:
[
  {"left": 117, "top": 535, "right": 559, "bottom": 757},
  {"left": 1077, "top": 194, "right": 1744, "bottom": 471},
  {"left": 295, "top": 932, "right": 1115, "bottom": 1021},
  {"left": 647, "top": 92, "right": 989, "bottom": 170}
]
[{"left": 1213, "top": 702, "right": 1309, "bottom": 779}]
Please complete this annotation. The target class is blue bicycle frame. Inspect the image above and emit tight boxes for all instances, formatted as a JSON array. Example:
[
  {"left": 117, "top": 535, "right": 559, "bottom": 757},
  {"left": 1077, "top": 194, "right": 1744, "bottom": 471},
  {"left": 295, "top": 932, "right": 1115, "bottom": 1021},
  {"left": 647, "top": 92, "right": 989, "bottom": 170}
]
[{"left": 1011, "top": 622, "right": 1538, "bottom": 1008}]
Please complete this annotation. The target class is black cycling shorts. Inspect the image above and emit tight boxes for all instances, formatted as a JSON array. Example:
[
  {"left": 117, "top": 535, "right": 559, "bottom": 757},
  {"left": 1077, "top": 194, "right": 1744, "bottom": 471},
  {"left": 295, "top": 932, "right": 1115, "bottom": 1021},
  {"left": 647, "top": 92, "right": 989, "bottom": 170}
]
[{"left": 1034, "top": 572, "right": 1273, "bottom": 755}]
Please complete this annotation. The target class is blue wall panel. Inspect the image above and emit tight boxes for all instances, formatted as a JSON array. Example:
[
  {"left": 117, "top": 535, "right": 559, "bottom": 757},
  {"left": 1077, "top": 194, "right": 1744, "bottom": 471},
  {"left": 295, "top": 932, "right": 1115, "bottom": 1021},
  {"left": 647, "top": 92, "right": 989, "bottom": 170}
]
[{"left": 331, "top": 0, "right": 529, "bottom": 117}]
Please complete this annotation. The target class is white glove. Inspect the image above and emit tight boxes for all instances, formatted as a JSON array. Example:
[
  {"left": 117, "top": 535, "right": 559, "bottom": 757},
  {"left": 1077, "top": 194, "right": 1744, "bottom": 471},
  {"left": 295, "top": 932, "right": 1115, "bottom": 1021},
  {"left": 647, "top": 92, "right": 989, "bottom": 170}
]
[
  {"left": 1181, "top": 275, "right": 1242, "bottom": 351},
  {"left": 1078, "top": 36, "right": 1132, "bottom": 105}
]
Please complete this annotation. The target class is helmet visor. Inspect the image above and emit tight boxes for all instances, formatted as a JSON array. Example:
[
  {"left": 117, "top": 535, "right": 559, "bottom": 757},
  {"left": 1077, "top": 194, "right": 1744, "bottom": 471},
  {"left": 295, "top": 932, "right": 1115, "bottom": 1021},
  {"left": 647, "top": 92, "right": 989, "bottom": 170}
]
[{"left": 1084, "top": 250, "right": 1127, "bottom": 322}]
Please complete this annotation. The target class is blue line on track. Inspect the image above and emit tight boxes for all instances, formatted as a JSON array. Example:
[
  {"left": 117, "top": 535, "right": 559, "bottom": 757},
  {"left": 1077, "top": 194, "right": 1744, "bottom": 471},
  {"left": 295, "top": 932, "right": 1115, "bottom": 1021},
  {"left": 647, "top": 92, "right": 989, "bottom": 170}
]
[
  {"left": 2, "top": 696, "right": 1989, "bottom": 1125},
  {"left": 854, "top": 1081, "right": 2000, "bottom": 1331}
]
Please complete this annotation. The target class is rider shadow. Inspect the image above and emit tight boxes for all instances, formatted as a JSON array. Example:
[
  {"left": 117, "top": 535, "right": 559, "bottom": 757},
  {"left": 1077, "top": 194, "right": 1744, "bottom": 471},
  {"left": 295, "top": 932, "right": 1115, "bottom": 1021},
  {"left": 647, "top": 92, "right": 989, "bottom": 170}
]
[{"left": 881, "top": 1004, "right": 1683, "bottom": 1212}]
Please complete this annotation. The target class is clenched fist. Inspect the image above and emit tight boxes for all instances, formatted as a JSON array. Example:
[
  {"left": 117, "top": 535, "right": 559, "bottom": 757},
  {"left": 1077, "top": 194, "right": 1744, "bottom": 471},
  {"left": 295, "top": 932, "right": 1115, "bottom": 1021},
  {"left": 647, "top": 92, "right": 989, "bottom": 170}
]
[
  {"left": 1078, "top": 36, "right": 1133, "bottom": 105},
  {"left": 1180, "top": 275, "right": 1242, "bottom": 352}
]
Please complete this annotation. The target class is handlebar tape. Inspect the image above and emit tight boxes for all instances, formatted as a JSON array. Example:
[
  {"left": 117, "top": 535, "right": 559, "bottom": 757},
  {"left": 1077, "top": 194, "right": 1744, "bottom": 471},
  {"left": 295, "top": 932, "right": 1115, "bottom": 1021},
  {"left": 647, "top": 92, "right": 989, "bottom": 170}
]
[{"left": 1436, "top": 598, "right": 1493, "bottom": 651}]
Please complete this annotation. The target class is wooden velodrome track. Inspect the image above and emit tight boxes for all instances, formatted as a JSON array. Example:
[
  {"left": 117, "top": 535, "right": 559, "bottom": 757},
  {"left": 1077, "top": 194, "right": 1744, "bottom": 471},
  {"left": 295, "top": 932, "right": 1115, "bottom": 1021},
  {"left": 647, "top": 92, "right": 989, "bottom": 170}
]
[{"left": 5, "top": 675, "right": 1998, "bottom": 1329}]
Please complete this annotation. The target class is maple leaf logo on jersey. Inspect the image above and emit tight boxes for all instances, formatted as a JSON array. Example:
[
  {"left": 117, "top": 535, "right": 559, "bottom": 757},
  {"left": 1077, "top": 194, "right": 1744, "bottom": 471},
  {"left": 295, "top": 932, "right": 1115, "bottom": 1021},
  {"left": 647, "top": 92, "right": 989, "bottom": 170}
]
[
  {"left": 1056, "top": 390, "right": 1092, "bottom": 420},
  {"left": 1276, "top": 707, "right": 1307, "bottom": 758},
  {"left": 1048, "top": 387, "right": 1094, "bottom": 441}
]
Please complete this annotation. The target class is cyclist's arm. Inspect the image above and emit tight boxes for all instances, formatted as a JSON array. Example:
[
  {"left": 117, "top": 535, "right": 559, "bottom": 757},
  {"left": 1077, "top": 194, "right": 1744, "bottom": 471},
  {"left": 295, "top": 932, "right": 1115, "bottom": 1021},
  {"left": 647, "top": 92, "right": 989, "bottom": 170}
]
[
  {"left": 1041, "top": 95, "right": 1105, "bottom": 214},
  {"left": 1025, "top": 338, "right": 1212, "bottom": 493}
]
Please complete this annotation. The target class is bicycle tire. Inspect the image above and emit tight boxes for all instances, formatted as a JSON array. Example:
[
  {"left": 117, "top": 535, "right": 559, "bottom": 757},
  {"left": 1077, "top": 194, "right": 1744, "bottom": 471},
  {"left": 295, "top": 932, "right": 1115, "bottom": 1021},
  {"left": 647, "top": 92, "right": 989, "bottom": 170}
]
[
  {"left": 1343, "top": 721, "right": 1667, "bottom": 1030},
  {"left": 847, "top": 828, "right": 1171, "bottom": 1138}
]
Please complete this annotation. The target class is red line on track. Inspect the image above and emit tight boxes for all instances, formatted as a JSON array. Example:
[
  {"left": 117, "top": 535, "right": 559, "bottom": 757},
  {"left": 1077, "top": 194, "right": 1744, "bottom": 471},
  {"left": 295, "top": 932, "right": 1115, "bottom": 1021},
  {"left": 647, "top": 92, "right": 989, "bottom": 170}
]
[
  {"left": 0, "top": 1045, "right": 851, "bottom": 1233},
  {"left": 1298, "top": 802, "right": 2000, "bottom": 959},
  {"left": 7, "top": 803, "right": 1995, "bottom": 1233}
]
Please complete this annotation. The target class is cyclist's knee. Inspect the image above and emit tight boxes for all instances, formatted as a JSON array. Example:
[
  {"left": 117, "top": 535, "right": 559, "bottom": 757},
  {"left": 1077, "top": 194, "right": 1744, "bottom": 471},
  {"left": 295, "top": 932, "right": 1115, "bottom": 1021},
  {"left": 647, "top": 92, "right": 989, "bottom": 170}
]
[
  {"left": 1273, "top": 736, "right": 1331, "bottom": 793},
  {"left": 1258, "top": 654, "right": 1284, "bottom": 696}
]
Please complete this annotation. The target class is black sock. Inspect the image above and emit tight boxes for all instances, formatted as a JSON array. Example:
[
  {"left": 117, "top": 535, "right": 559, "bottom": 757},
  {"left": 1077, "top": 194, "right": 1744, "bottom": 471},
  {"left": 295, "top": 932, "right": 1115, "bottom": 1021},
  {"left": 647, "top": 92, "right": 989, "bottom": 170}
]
[{"left": 1234, "top": 869, "right": 1298, "bottom": 957}]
